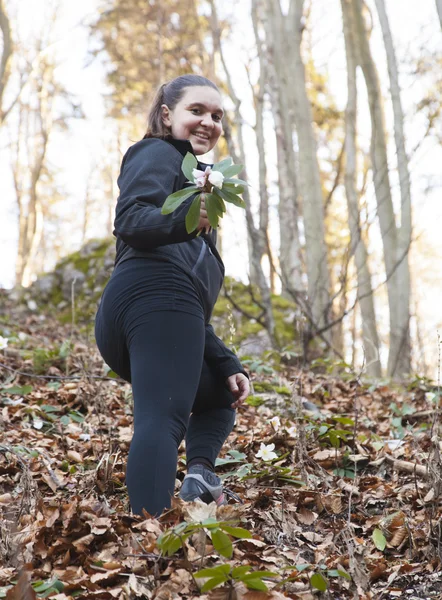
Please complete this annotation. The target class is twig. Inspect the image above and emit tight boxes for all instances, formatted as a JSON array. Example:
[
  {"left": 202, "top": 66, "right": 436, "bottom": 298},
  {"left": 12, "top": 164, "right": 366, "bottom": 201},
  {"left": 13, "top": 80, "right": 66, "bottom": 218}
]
[{"left": 383, "top": 455, "right": 428, "bottom": 478}]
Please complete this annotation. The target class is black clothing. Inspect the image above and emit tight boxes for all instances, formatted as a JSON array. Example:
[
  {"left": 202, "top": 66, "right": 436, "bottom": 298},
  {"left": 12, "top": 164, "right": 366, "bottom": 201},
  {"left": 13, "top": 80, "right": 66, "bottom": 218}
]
[
  {"left": 114, "top": 136, "right": 224, "bottom": 325},
  {"left": 95, "top": 304, "right": 235, "bottom": 516},
  {"left": 94, "top": 137, "right": 248, "bottom": 515}
]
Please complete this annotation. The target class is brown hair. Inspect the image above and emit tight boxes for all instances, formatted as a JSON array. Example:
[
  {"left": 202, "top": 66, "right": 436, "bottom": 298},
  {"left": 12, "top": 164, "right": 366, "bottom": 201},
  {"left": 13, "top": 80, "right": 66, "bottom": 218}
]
[{"left": 143, "top": 75, "right": 219, "bottom": 139}]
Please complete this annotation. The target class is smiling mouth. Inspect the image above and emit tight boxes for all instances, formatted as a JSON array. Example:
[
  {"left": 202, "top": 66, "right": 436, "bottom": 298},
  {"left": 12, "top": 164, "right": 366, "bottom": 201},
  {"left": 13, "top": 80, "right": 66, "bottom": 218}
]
[{"left": 192, "top": 132, "right": 210, "bottom": 141}]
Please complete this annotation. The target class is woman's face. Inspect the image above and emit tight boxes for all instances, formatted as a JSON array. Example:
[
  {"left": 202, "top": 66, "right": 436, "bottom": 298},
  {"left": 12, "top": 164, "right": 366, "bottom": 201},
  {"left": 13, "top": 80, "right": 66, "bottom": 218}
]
[{"left": 161, "top": 86, "right": 224, "bottom": 155}]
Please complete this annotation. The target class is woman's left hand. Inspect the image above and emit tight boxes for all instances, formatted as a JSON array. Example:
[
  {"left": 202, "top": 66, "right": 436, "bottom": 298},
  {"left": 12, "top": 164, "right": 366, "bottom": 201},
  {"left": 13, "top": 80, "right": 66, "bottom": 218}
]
[{"left": 226, "top": 373, "right": 250, "bottom": 408}]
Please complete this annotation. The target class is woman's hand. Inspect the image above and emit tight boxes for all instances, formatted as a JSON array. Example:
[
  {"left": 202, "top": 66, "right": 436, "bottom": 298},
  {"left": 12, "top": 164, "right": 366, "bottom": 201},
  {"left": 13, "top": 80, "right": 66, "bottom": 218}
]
[
  {"left": 226, "top": 373, "right": 250, "bottom": 409},
  {"left": 198, "top": 194, "right": 212, "bottom": 234}
]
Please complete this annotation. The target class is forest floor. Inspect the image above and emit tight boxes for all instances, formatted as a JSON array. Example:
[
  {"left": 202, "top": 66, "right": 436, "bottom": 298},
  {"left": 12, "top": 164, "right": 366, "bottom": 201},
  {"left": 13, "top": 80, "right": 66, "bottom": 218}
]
[{"left": 1, "top": 308, "right": 442, "bottom": 600}]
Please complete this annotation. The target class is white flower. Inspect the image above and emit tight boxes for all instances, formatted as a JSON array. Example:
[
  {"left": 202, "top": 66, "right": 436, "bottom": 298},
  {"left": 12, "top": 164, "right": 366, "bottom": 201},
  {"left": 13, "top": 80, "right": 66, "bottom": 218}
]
[
  {"left": 255, "top": 442, "right": 278, "bottom": 462},
  {"left": 0, "top": 336, "right": 8, "bottom": 350},
  {"left": 425, "top": 392, "right": 437, "bottom": 403},
  {"left": 18, "top": 332, "right": 28, "bottom": 342},
  {"left": 33, "top": 418, "right": 44, "bottom": 430},
  {"left": 192, "top": 166, "right": 211, "bottom": 188},
  {"left": 208, "top": 170, "right": 224, "bottom": 189},
  {"left": 27, "top": 300, "right": 37, "bottom": 311},
  {"left": 268, "top": 416, "right": 280, "bottom": 431},
  {"left": 79, "top": 433, "right": 91, "bottom": 442},
  {"left": 286, "top": 425, "right": 297, "bottom": 437}
]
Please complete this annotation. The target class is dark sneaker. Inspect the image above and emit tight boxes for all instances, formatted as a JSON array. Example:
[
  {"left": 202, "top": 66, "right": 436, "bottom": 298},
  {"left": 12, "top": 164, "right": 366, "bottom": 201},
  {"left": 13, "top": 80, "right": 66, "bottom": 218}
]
[{"left": 179, "top": 465, "right": 226, "bottom": 506}]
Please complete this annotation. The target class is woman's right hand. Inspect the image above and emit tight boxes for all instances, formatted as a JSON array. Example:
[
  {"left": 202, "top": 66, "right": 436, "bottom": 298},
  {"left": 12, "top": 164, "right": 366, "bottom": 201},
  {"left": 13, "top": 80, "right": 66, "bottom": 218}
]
[{"left": 198, "top": 194, "right": 211, "bottom": 235}]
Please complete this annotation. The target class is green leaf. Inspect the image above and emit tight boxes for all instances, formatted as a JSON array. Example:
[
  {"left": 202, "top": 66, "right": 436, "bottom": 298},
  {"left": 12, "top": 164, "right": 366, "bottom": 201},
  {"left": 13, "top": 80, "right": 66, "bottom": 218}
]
[
  {"left": 46, "top": 381, "right": 61, "bottom": 390},
  {"left": 161, "top": 187, "right": 198, "bottom": 215},
  {"left": 0, "top": 385, "right": 33, "bottom": 395},
  {"left": 196, "top": 564, "right": 231, "bottom": 578},
  {"left": 185, "top": 194, "right": 202, "bottom": 233},
  {"left": 296, "top": 564, "right": 311, "bottom": 572},
  {"left": 243, "top": 579, "right": 268, "bottom": 591},
  {"left": 223, "top": 182, "right": 244, "bottom": 194},
  {"left": 220, "top": 525, "right": 252, "bottom": 539},
  {"left": 228, "top": 450, "right": 247, "bottom": 460},
  {"left": 106, "top": 370, "right": 119, "bottom": 379},
  {"left": 165, "top": 535, "right": 183, "bottom": 556},
  {"left": 212, "top": 157, "right": 233, "bottom": 173},
  {"left": 40, "top": 405, "right": 61, "bottom": 414},
  {"left": 310, "top": 573, "right": 328, "bottom": 592},
  {"left": 211, "top": 192, "right": 226, "bottom": 215},
  {"left": 337, "top": 569, "right": 351, "bottom": 581},
  {"left": 240, "top": 571, "right": 278, "bottom": 580},
  {"left": 216, "top": 188, "right": 246, "bottom": 208},
  {"left": 332, "top": 417, "right": 355, "bottom": 426},
  {"left": 181, "top": 152, "right": 198, "bottom": 181},
  {"left": 222, "top": 164, "right": 244, "bottom": 178},
  {"left": 372, "top": 528, "right": 387, "bottom": 551},
  {"left": 204, "top": 193, "right": 220, "bottom": 229},
  {"left": 224, "top": 177, "right": 248, "bottom": 186},
  {"left": 211, "top": 528, "right": 233, "bottom": 558},
  {"left": 232, "top": 566, "right": 252, "bottom": 578},
  {"left": 201, "top": 576, "right": 229, "bottom": 593},
  {"left": 69, "top": 411, "right": 84, "bottom": 423}
]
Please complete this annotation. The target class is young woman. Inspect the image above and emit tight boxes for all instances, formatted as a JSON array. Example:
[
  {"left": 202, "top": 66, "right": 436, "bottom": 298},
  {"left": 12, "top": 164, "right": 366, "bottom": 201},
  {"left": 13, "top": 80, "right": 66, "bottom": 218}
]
[{"left": 95, "top": 74, "right": 250, "bottom": 517}]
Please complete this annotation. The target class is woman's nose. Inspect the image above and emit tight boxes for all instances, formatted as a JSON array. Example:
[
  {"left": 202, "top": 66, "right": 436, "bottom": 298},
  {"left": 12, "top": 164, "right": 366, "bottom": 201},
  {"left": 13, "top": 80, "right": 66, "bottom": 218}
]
[{"left": 200, "top": 113, "right": 213, "bottom": 128}]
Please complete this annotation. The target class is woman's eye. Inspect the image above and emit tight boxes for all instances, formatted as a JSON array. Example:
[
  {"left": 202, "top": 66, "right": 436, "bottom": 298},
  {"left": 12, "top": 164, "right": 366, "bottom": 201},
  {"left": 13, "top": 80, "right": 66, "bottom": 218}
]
[
  {"left": 191, "top": 108, "right": 200, "bottom": 115},
  {"left": 213, "top": 115, "right": 221, "bottom": 122}
]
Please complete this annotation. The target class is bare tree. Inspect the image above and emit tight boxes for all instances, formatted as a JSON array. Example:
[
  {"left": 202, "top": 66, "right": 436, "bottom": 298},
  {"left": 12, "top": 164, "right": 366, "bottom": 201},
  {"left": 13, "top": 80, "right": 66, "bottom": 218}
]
[
  {"left": 209, "top": 0, "right": 277, "bottom": 347},
  {"left": 374, "top": 0, "right": 411, "bottom": 375},
  {"left": 266, "top": 0, "right": 332, "bottom": 340},
  {"left": 259, "top": 0, "right": 304, "bottom": 299},
  {"left": 352, "top": 0, "right": 411, "bottom": 377},
  {"left": 341, "top": 0, "right": 381, "bottom": 376},
  {"left": 0, "top": 0, "right": 12, "bottom": 124}
]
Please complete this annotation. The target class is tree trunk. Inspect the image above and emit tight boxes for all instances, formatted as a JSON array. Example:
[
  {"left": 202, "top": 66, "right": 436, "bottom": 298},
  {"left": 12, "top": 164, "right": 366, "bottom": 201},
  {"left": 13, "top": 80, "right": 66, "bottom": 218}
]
[
  {"left": 251, "top": 0, "right": 276, "bottom": 295},
  {"left": 261, "top": 0, "right": 304, "bottom": 299},
  {"left": 436, "top": 0, "right": 442, "bottom": 30},
  {"left": 0, "top": 0, "right": 12, "bottom": 124},
  {"left": 282, "top": 0, "right": 332, "bottom": 339},
  {"left": 209, "top": 0, "right": 277, "bottom": 347},
  {"left": 374, "top": 0, "right": 411, "bottom": 376},
  {"left": 341, "top": 0, "right": 381, "bottom": 377},
  {"left": 352, "top": 0, "right": 405, "bottom": 377}
]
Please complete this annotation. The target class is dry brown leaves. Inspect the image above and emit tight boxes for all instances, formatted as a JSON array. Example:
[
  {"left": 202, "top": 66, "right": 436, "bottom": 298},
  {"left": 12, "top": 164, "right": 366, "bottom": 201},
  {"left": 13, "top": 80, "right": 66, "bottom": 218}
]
[{"left": 1, "top": 311, "right": 442, "bottom": 599}]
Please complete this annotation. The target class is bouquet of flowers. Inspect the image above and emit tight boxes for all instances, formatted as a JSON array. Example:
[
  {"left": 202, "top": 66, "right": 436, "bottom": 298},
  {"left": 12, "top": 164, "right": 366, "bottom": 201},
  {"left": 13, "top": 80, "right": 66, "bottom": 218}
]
[{"left": 161, "top": 152, "right": 247, "bottom": 233}]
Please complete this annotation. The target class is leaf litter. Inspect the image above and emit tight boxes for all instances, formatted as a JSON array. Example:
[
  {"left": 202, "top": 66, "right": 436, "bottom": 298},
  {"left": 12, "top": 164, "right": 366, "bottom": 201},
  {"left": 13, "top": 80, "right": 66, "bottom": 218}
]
[{"left": 1, "top": 310, "right": 442, "bottom": 598}]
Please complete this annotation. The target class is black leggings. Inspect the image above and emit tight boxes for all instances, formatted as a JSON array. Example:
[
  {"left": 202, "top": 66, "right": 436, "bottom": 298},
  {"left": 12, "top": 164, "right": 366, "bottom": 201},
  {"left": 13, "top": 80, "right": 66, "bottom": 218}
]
[{"left": 94, "top": 259, "right": 236, "bottom": 516}]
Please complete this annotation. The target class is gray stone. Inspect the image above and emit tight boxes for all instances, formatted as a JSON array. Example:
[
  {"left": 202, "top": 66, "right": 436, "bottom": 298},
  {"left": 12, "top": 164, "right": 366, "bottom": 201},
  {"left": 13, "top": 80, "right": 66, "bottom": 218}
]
[
  {"left": 238, "top": 329, "right": 273, "bottom": 358},
  {"left": 61, "top": 265, "right": 86, "bottom": 301}
]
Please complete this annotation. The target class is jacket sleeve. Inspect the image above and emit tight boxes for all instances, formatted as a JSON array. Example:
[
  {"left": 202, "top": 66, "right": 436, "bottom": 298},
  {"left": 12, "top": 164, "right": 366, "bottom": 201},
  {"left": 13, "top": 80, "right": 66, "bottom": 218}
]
[
  {"left": 113, "top": 139, "right": 198, "bottom": 251},
  {"left": 204, "top": 324, "right": 249, "bottom": 382}
]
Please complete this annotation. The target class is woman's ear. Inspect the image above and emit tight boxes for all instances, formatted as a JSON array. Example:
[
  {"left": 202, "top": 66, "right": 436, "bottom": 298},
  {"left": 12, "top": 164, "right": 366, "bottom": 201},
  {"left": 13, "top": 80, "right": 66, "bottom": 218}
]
[{"left": 161, "top": 104, "right": 171, "bottom": 128}]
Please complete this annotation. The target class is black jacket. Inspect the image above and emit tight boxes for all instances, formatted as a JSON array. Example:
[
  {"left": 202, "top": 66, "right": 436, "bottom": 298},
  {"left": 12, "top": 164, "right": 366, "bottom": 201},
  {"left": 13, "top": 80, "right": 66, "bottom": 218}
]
[{"left": 113, "top": 136, "right": 248, "bottom": 382}]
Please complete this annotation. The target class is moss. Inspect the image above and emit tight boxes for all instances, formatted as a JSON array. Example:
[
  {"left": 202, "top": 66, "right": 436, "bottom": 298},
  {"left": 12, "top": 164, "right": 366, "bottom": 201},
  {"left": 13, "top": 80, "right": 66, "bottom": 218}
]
[
  {"left": 252, "top": 381, "right": 275, "bottom": 393},
  {"left": 274, "top": 386, "right": 291, "bottom": 396},
  {"left": 246, "top": 395, "right": 266, "bottom": 407}
]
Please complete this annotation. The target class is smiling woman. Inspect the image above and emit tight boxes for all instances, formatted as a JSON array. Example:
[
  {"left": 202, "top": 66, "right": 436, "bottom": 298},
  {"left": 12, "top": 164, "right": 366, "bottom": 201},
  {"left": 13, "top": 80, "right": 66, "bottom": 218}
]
[
  {"left": 94, "top": 73, "right": 250, "bottom": 517},
  {"left": 143, "top": 74, "right": 224, "bottom": 155}
]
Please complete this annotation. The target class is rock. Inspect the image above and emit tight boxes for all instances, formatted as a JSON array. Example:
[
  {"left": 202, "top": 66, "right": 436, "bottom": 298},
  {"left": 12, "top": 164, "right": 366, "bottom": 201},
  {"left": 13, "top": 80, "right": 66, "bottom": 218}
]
[
  {"left": 33, "top": 274, "right": 56, "bottom": 300},
  {"left": 61, "top": 265, "right": 86, "bottom": 301},
  {"left": 238, "top": 329, "right": 273, "bottom": 357}
]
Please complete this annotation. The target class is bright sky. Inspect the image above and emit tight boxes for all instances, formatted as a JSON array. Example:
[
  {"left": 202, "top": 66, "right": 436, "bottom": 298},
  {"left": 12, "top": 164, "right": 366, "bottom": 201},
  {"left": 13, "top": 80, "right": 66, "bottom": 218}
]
[{"left": 1, "top": 0, "right": 441, "bottom": 374}]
